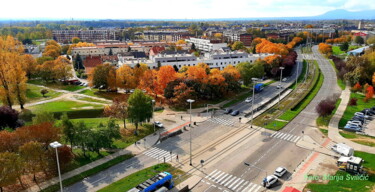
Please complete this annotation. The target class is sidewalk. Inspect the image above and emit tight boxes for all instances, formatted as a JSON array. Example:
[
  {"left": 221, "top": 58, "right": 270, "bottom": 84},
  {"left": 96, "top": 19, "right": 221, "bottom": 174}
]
[
  {"left": 26, "top": 113, "right": 207, "bottom": 192},
  {"left": 328, "top": 87, "right": 375, "bottom": 154}
]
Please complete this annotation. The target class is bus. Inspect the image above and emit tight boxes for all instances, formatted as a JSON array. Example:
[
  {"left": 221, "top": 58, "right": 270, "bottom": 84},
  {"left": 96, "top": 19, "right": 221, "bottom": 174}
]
[{"left": 128, "top": 172, "right": 174, "bottom": 192}]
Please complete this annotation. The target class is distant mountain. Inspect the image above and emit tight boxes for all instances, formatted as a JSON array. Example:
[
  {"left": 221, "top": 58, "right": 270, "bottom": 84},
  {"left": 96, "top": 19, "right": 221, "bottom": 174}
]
[{"left": 311, "top": 9, "right": 375, "bottom": 20}]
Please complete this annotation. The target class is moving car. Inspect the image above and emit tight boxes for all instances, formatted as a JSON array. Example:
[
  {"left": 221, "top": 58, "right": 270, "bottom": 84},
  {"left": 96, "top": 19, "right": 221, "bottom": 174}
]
[
  {"left": 224, "top": 109, "right": 233, "bottom": 114},
  {"left": 331, "top": 143, "right": 354, "bottom": 156},
  {"left": 282, "top": 78, "right": 287, "bottom": 82},
  {"left": 274, "top": 167, "right": 287, "bottom": 177},
  {"left": 154, "top": 121, "right": 164, "bottom": 128},
  {"left": 276, "top": 84, "right": 282, "bottom": 89},
  {"left": 230, "top": 110, "right": 240, "bottom": 116},
  {"left": 262, "top": 175, "right": 278, "bottom": 188},
  {"left": 245, "top": 97, "right": 252, "bottom": 103}
]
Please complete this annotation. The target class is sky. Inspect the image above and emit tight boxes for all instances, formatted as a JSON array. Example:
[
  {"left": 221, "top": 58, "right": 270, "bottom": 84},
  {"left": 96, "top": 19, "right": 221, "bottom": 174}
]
[{"left": 1, "top": 0, "right": 374, "bottom": 20}]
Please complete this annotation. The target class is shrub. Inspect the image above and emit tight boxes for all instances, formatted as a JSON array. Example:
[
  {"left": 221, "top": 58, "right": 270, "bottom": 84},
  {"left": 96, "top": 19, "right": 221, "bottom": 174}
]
[
  {"left": 349, "top": 98, "right": 358, "bottom": 106},
  {"left": 316, "top": 95, "right": 338, "bottom": 117}
]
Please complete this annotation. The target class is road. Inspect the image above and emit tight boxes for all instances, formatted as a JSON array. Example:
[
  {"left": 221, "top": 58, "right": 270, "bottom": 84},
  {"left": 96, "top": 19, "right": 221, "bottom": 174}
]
[
  {"left": 63, "top": 47, "right": 338, "bottom": 192},
  {"left": 192, "top": 45, "right": 341, "bottom": 192}
]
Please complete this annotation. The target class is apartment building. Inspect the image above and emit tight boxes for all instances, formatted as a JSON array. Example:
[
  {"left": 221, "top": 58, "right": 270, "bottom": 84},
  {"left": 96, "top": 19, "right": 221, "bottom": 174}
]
[
  {"left": 186, "top": 38, "right": 227, "bottom": 52},
  {"left": 136, "top": 30, "right": 190, "bottom": 42},
  {"left": 118, "top": 51, "right": 271, "bottom": 70},
  {"left": 223, "top": 30, "right": 253, "bottom": 46},
  {"left": 53, "top": 29, "right": 120, "bottom": 43}
]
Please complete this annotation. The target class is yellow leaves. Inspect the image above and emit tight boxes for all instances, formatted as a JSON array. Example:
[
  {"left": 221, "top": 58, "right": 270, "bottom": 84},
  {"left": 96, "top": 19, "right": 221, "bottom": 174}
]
[
  {"left": 67, "top": 42, "right": 95, "bottom": 55},
  {"left": 116, "top": 65, "right": 137, "bottom": 89},
  {"left": 264, "top": 55, "right": 281, "bottom": 65},
  {"left": 221, "top": 65, "right": 241, "bottom": 81},
  {"left": 157, "top": 66, "right": 177, "bottom": 95},
  {"left": 208, "top": 68, "right": 225, "bottom": 85},
  {"left": 186, "top": 66, "right": 208, "bottom": 83},
  {"left": 318, "top": 43, "right": 332, "bottom": 55},
  {"left": 255, "top": 38, "right": 289, "bottom": 55},
  {"left": 176, "top": 39, "right": 186, "bottom": 45}
]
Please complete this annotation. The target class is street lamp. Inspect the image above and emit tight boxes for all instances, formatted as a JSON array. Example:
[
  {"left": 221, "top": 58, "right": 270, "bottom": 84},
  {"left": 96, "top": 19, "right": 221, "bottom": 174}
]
[
  {"left": 250, "top": 78, "right": 259, "bottom": 128},
  {"left": 278, "top": 67, "right": 285, "bottom": 106},
  {"left": 187, "top": 99, "right": 195, "bottom": 166},
  {"left": 152, "top": 100, "right": 155, "bottom": 133},
  {"left": 49, "top": 141, "right": 63, "bottom": 192}
]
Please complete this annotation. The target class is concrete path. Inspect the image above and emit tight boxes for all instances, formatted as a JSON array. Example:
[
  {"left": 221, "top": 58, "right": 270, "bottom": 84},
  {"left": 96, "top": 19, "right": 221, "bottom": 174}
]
[{"left": 328, "top": 87, "right": 375, "bottom": 154}]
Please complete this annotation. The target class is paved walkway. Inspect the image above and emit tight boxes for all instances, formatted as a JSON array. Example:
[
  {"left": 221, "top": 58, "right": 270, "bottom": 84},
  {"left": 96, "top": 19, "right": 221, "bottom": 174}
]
[{"left": 328, "top": 86, "right": 375, "bottom": 154}]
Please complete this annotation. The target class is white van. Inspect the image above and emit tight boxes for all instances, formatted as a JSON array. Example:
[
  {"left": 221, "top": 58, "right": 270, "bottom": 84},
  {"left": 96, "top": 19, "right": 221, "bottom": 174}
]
[{"left": 331, "top": 143, "right": 354, "bottom": 157}]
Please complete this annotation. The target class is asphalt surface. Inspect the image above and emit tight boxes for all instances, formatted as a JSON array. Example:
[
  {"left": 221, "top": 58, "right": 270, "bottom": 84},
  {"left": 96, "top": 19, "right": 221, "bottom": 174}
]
[
  {"left": 193, "top": 46, "right": 341, "bottom": 192},
  {"left": 63, "top": 46, "right": 339, "bottom": 192}
]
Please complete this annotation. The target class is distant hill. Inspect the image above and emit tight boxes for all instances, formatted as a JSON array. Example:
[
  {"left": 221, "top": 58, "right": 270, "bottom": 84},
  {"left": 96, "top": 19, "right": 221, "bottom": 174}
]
[{"left": 310, "top": 9, "right": 375, "bottom": 20}]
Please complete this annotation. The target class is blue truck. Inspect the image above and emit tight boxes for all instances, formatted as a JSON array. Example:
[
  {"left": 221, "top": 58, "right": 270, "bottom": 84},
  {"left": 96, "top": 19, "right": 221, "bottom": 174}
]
[
  {"left": 254, "top": 83, "right": 264, "bottom": 93},
  {"left": 128, "top": 172, "right": 174, "bottom": 192}
]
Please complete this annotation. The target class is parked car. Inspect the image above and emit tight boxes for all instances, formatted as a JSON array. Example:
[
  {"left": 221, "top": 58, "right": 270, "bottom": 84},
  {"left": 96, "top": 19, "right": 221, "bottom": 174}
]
[
  {"left": 351, "top": 117, "right": 365, "bottom": 122},
  {"left": 344, "top": 125, "right": 362, "bottom": 132},
  {"left": 331, "top": 143, "right": 354, "bottom": 156},
  {"left": 245, "top": 97, "right": 252, "bottom": 103},
  {"left": 348, "top": 120, "right": 363, "bottom": 126},
  {"left": 362, "top": 109, "right": 375, "bottom": 116},
  {"left": 231, "top": 110, "right": 240, "bottom": 116},
  {"left": 154, "top": 121, "right": 164, "bottom": 128},
  {"left": 274, "top": 167, "right": 287, "bottom": 177},
  {"left": 346, "top": 122, "right": 362, "bottom": 128},
  {"left": 224, "top": 109, "right": 233, "bottom": 114},
  {"left": 262, "top": 175, "right": 278, "bottom": 188}
]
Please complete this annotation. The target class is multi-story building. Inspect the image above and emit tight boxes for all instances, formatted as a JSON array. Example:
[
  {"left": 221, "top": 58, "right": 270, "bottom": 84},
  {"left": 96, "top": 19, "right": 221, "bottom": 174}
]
[
  {"left": 185, "top": 38, "right": 227, "bottom": 52},
  {"left": 223, "top": 30, "right": 252, "bottom": 46},
  {"left": 53, "top": 29, "right": 120, "bottom": 43},
  {"left": 118, "top": 51, "right": 271, "bottom": 70},
  {"left": 136, "top": 30, "right": 190, "bottom": 42}
]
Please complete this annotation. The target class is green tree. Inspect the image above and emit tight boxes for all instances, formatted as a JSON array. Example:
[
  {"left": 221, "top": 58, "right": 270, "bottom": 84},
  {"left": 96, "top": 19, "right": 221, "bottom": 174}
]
[
  {"left": 127, "top": 89, "right": 153, "bottom": 135},
  {"left": 339, "top": 41, "right": 349, "bottom": 52},
  {"left": 236, "top": 61, "right": 265, "bottom": 86},
  {"left": 89, "top": 63, "right": 116, "bottom": 89},
  {"left": 231, "top": 41, "right": 245, "bottom": 50},
  {"left": 354, "top": 36, "right": 364, "bottom": 45},
  {"left": 72, "top": 37, "right": 81, "bottom": 44},
  {"left": 32, "top": 112, "right": 55, "bottom": 125},
  {"left": 61, "top": 113, "right": 75, "bottom": 151},
  {"left": 108, "top": 48, "right": 113, "bottom": 55},
  {"left": 74, "top": 53, "right": 84, "bottom": 70},
  {"left": 74, "top": 121, "right": 90, "bottom": 157}
]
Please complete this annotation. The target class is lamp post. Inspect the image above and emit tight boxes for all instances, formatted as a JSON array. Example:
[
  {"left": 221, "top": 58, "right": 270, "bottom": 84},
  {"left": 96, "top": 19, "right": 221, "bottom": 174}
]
[
  {"left": 187, "top": 99, "right": 195, "bottom": 166},
  {"left": 278, "top": 67, "right": 285, "bottom": 106},
  {"left": 250, "top": 78, "right": 259, "bottom": 128},
  {"left": 152, "top": 100, "right": 155, "bottom": 133},
  {"left": 50, "top": 141, "right": 63, "bottom": 192}
]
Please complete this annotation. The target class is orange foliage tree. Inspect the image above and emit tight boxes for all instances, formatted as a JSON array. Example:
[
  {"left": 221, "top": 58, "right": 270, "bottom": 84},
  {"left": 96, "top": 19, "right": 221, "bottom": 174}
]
[
  {"left": 156, "top": 66, "right": 177, "bottom": 95},
  {"left": 318, "top": 43, "right": 332, "bottom": 55},
  {"left": 365, "top": 86, "right": 374, "bottom": 102},
  {"left": 352, "top": 82, "right": 362, "bottom": 92}
]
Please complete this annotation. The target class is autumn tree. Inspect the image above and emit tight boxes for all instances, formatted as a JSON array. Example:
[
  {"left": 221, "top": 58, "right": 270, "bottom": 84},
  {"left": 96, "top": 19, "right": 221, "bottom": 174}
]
[
  {"left": 22, "top": 54, "right": 37, "bottom": 78},
  {"left": 352, "top": 82, "right": 362, "bottom": 92},
  {"left": 0, "top": 152, "right": 24, "bottom": 191},
  {"left": 89, "top": 63, "right": 117, "bottom": 90},
  {"left": 19, "top": 141, "right": 46, "bottom": 182},
  {"left": 0, "top": 36, "right": 27, "bottom": 109},
  {"left": 116, "top": 65, "right": 137, "bottom": 90},
  {"left": 139, "top": 69, "right": 159, "bottom": 97},
  {"left": 43, "top": 40, "right": 61, "bottom": 58},
  {"left": 176, "top": 39, "right": 186, "bottom": 45},
  {"left": 186, "top": 66, "right": 208, "bottom": 83},
  {"left": 365, "top": 85, "right": 374, "bottom": 102},
  {"left": 318, "top": 43, "right": 332, "bottom": 55},
  {"left": 104, "top": 97, "right": 128, "bottom": 129},
  {"left": 15, "top": 122, "right": 60, "bottom": 148},
  {"left": 53, "top": 56, "right": 73, "bottom": 81},
  {"left": 171, "top": 82, "right": 195, "bottom": 108},
  {"left": 156, "top": 66, "right": 177, "bottom": 95},
  {"left": 127, "top": 89, "right": 153, "bottom": 135},
  {"left": 373, "top": 72, "right": 375, "bottom": 86},
  {"left": 316, "top": 97, "right": 336, "bottom": 116},
  {"left": 67, "top": 42, "right": 95, "bottom": 55},
  {"left": 367, "top": 36, "right": 375, "bottom": 45},
  {"left": 214, "top": 33, "right": 223, "bottom": 39}
]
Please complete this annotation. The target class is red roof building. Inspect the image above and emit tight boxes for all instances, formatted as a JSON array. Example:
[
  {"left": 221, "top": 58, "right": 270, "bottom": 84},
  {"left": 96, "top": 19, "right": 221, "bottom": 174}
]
[
  {"left": 83, "top": 56, "right": 102, "bottom": 74},
  {"left": 149, "top": 46, "right": 166, "bottom": 56}
]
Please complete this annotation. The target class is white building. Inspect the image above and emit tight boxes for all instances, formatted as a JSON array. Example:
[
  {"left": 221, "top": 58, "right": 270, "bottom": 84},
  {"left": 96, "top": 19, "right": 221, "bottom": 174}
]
[
  {"left": 118, "top": 51, "right": 271, "bottom": 70},
  {"left": 186, "top": 38, "right": 227, "bottom": 52}
]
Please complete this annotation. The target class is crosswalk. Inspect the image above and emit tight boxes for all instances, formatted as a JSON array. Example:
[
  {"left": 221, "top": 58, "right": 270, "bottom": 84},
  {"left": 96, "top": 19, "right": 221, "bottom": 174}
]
[
  {"left": 143, "top": 147, "right": 176, "bottom": 162},
  {"left": 270, "top": 132, "right": 300, "bottom": 143},
  {"left": 208, "top": 117, "right": 236, "bottom": 126},
  {"left": 204, "top": 169, "right": 262, "bottom": 192},
  {"left": 326, "top": 141, "right": 336, "bottom": 150}
]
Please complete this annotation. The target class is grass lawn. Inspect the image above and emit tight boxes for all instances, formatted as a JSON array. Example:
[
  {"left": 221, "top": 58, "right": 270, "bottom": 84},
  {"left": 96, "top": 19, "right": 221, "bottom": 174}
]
[
  {"left": 316, "top": 99, "right": 342, "bottom": 127},
  {"left": 306, "top": 151, "right": 375, "bottom": 192},
  {"left": 79, "top": 89, "right": 125, "bottom": 101},
  {"left": 64, "top": 117, "right": 121, "bottom": 128},
  {"left": 279, "top": 62, "right": 323, "bottom": 122},
  {"left": 73, "top": 95, "right": 111, "bottom": 104},
  {"left": 26, "top": 84, "right": 62, "bottom": 102},
  {"left": 339, "top": 130, "right": 375, "bottom": 147},
  {"left": 290, "top": 60, "right": 308, "bottom": 90},
  {"left": 319, "top": 128, "right": 328, "bottom": 136},
  {"left": 329, "top": 60, "right": 346, "bottom": 90},
  {"left": 332, "top": 46, "right": 346, "bottom": 55},
  {"left": 98, "top": 163, "right": 186, "bottom": 192},
  {"left": 41, "top": 154, "right": 134, "bottom": 192},
  {"left": 338, "top": 93, "right": 375, "bottom": 128},
  {"left": 264, "top": 120, "right": 288, "bottom": 131},
  {"left": 28, "top": 100, "right": 103, "bottom": 113},
  {"left": 112, "top": 123, "right": 155, "bottom": 149},
  {"left": 65, "top": 149, "right": 113, "bottom": 172},
  {"left": 28, "top": 79, "right": 85, "bottom": 92}
]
